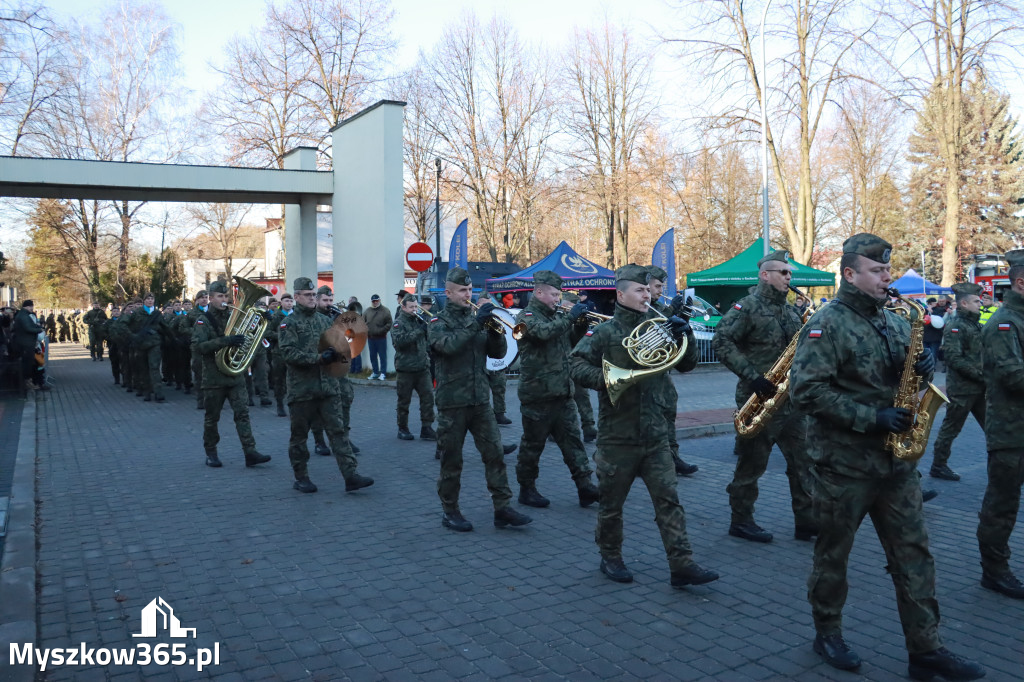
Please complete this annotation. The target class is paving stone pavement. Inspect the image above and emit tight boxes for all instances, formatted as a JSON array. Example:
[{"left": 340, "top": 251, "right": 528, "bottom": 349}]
[{"left": 16, "top": 344, "right": 1024, "bottom": 680}]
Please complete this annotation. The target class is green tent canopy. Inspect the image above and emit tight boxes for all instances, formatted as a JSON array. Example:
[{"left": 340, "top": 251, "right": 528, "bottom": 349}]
[{"left": 686, "top": 239, "right": 835, "bottom": 287}]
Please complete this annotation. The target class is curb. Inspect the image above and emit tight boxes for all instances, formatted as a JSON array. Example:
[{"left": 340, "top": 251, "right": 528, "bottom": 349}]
[
  {"left": 0, "top": 394, "right": 37, "bottom": 682},
  {"left": 677, "top": 422, "right": 734, "bottom": 440}
]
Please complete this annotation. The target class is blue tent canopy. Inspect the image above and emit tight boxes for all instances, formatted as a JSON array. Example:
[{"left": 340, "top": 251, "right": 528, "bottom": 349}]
[
  {"left": 485, "top": 241, "right": 615, "bottom": 291},
  {"left": 890, "top": 268, "right": 952, "bottom": 297}
]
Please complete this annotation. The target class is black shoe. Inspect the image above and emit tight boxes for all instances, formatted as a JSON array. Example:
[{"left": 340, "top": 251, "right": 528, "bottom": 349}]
[
  {"left": 495, "top": 413, "right": 513, "bottom": 425},
  {"left": 922, "top": 489, "right": 939, "bottom": 502},
  {"left": 113, "top": 379, "right": 120, "bottom": 386},
  {"left": 183, "top": 386, "right": 191, "bottom": 395},
  {"left": 518, "top": 486, "right": 550, "bottom": 508},
  {"left": 674, "top": 457, "right": 699, "bottom": 476},
  {"left": 670, "top": 562, "right": 720, "bottom": 587},
  {"left": 175, "top": 383, "right": 182, "bottom": 391},
  {"left": 205, "top": 454, "right": 222, "bottom": 468},
  {"left": 981, "top": 570, "right": 1024, "bottom": 599},
  {"left": 144, "top": 393, "right": 153, "bottom": 402},
  {"left": 577, "top": 482, "right": 601, "bottom": 508},
  {"left": 795, "top": 525, "right": 820, "bottom": 542},
  {"left": 247, "top": 397, "right": 255, "bottom": 407},
  {"left": 929, "top": 465, "right": 960, "bottom": 481},
  {"left": 260, "top": 397, "right": 273, "bottom": 406},
  {"left": 908, "top": 647, "right": 985, "bottom": 681},
  {"left": 196, "top": 403, "right": 204, "bottom": 410},
  {"left": 397, "top": 427, "right": 414, "bottom": 441},
  {"left": 583, "top": 426, "right": 597, "bottom": 443},
  {"left": 315, "top": 443, "right": 332, "bottom": 457},
  {"left": 442, "top": 510, "right": 473, "bottom": 532},
  {"left": 435, "top": 447, "right": 441, "bottom": 461},
  {"left": 420, "top": 425, "right": 437, "bottom": 441},
  {"left": 600, "top": 557, "right": 633, "bottom": 583},
  {"left": 293, "top": 477, "right": 318, "bottom": 493},
  {"left": 277, "top": 403, "right": 287, "bottom": 417},
  {"left": 502, "top": 443, "right": 517, "bottom": 455},
  {"left": 494, "top": 506, "right": 532, "bottom": 528},
  {"left": 813, "top": 633, "right": 862, "bottom": 671},
  {"left": 350, "top": 441, "right": 361, "bottom": 455},
  {"left": 729, "top": 521, "right": 773, "bottom": 543},
  {"left": 155, "top": 395, "right": 165, "bottom": 403},
  {"left": 245, "top": 452, "right": 271, "bottom": 467},
  {"left": 345, "top": 473, "right": 374, "bottom": 492}
]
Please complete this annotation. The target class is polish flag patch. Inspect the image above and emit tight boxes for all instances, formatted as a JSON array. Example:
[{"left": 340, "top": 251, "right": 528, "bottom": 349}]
[
  {"left": 998, "top": 323, "right": 1012, "bottom": 331},
  {"left": 430, "top": 317, "right": 439, "bottom": 322},
  {"left": 733, "top": 303, "right": 743, "bottom": 310},
  {"left": 951, "top": 328, "right": 959, "bottom": 334},
  {"left": 808, "top": 329, "right": 823, "bottom": 338},
  {"left": 523, "top": 312, "right": 533, "bottom": 316},
  {"left": 279, "top": 322, "right": 287, "bottom": 329},
  {"left": 585, "top": 330, "right": 594, "bottom": 337},
  {"left": 196, "top": 319, "right": 204, "bottom": 325}
]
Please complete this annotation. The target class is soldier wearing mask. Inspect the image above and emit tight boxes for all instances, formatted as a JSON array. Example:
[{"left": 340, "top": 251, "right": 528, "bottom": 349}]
[
  {"left": 127, "top": 292, "right": 168, "bottom": 402},
  {"left": 267, "top": 292, "right": 294, "bottom": 417},
  {"left": 571, "top": 264, "right": 718, "bottom": 589},
  {"left": 104, "top": 305, "right": 122, "bottom": 384},
  {"left": 791, "top": 233, "right": 984, "bottom": 679},
  {"left": 391, "top": 294, "right": 437, "bottom": 441},
  {"left": 82, "top": 302, "right": 107, "bottom": 361}
]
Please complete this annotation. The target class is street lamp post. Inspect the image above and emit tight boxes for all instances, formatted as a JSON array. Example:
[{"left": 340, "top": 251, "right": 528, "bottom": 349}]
[
  {"left": 759, "top": 0, "right": 774, "bottom": 257},
  {"left": 434, "top": 158, "right": 442, "bottom": 276}
]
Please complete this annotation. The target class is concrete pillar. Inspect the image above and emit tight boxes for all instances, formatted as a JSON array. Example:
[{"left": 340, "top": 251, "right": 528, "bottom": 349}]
[
  {"left": 331, "top": 100, "right": 406, "bottom": 373},
  {"left": 283, "top": 147, "right": 319, "bottom": 289}
]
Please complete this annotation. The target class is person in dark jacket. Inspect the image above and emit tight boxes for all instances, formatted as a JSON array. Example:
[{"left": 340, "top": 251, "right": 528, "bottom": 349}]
[
  {"left": 12, "top": 300, "right": 49, "bottom": 390},
  {"left": 363, "top": 294, "right": 393, "bottom": 380},
  {"left": 392, "top": 294, "right": 436, "bottom": 441}
]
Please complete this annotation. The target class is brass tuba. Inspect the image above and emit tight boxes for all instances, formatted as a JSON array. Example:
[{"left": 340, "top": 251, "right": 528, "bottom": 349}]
[
  {"left": 215, "top": 276, "right": 272, "bottom": 376},
  {"left": 602, "top": 313, "right": 689, "bottom": 405},
  {"left": 884, "top": 288, "right": 949, "bottom": 462}
]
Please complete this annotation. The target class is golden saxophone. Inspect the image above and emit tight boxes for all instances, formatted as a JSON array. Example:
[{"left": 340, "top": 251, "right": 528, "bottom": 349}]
[
  {"left": 734, "top": 285, "right": 814, "bottom": 438},
  {"left": 885, "top": 288, "right": 949, "bottom": 462}
]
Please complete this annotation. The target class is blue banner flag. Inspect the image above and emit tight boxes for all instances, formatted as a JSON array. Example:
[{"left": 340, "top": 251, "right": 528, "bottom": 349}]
[
  {"left": 448, "top": 219, "right": 468, "bottom": 270},
  {"left": 652, "top": 228, "right": 676, "bottom": 297}
]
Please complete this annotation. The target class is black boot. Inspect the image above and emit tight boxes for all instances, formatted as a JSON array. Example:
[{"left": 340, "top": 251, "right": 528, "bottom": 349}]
[
  {"left": 420, "top": 425, "right": 437, "bottom": 441},
  {"left": 577, "top": 481, "right": 601, "bottom": 508},
  {"left": 674, "top": 455, "right": 698, "bottom": 476},
  {"left": 518, "top": 486, "right": 550, "bottom": 508},
  {"left": 397, "top": 426, "right": 414, "bottom": 441},
  {"left": 205, "top": 452, "right": 222, "bottom": 468},
  {"left": 494, "top": 506, "right": 532, "bottom": 528},
  {"left": 276, "top": 400, "right": 287, "bottom": 417},
  {"left": 143, "top": 393, "right": 153, "bottom": 402},
  {"left": 502, "top": 443, "right": 517, "bottom": 455},
  {"left": 670, "top": 562, "right": 720, "bottom": 587},
  {"left": 442, "top": 510, "right": 473, "bottom": 532},
  {"left": 922, "top": 489, "right": 939, "bottom": 502},
  {"left": 908, "top": 647, "right": 985, "bottom": 681},
  {"left": 929, "top": 464, "right": 960, "bottom": 481},
  {"left": 260, "top": 397, "right": 273, "bottom": 406},
  {"left": 582, "top": 425, "right": 597, "bottom": 443},
  {"left": 293, "top": 477, "right": 317, "bottom": 493},
  {"left": 813, "top": 633, "right": 861, "bottom": 671},
  {"left": 981, "top": 570, "right": 1024, "bottom": 599},
  {"left": 729, "top": 521, "right": 773, "bottom": 543},
  {"left": 345, "top": 473, "right": 374, "bottom": 492},
  {"left": 600, "top": 557, "right": 633, "bottom": 583},
  {"left": 315, "top": 443, "right": 332, "bottom": 457},
  {"left": 184, "top": 386, "right": 191, "bottom": 395},
  {"left": 245, "top": 452, "right": 272, "bottom": 467},
  {"left": 494, "top": 412, "right": 512, "bottom": 425},
  {"left": 795, "top": 525, "right": 820, "bottom": 542},
  {"left": 350, "top": 441, "right": 361, "bottom": 455}
]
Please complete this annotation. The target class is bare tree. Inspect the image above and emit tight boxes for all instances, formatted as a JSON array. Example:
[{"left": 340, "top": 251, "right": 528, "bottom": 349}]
[
  {"left": 185, "top": 203, "right": 254, "bottom": 284},
  {"left": 399, "top": 65, "right": 445, "bottom": 242}
]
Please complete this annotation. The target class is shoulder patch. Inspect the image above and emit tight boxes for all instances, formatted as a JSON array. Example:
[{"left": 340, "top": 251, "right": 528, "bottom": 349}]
[
  {"left": 733, "top": 303, "right": 743, "bottom": 310},
  {"left": 393, "top": 323, "right": 399, "bottom": 328},
  {"left": 808, "top": 329, "right": 822, "bottom": 338},
  {"left": 585, "top": 330, "right": 594, "bottom": 337},
  {"left": 998, "top": 323, "right": 1012, "bottom": 331},
  {"left": 430, "top": 317, "right": 439, "bottom": 322},
  {"left": 196, "top": 319, "right": 204, "bottom": 325},
  {"left": 524, "top": 312, "right": 533, "bottom": 316},
  {"left": 950, "top": 328, "right": 959, "bottom": 334},
  {"left": 279, "top": 322, "right": 287, "bottom": 329}
]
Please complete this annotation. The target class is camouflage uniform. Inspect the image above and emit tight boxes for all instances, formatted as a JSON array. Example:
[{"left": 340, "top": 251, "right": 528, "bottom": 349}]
[
  {"left": 391, "top": 301, "right": 435, "bottom": 432},
  {"left": 126, "top": 304, "right": 167, "bottom": 400},
  {"left": 573, "top": 378, "right": 597, "bottom": 439},
  {"left": 570, "top": 267, "right": 704, "bottom": 575},
  {"left": 267, "top": 306, "right": 293, "bottom": 414},
  {"left": 649, "top": 285, "right": 698, "bottom": 475},
  {"left": 977, "top": 279, "right": 1024, "bottom": 579},
  {"left": 109, "top": 309, "right": 135, "bottom": 391},
  {"left": 82, "top": 307, "right": 107, "bottom": 360},
  {"left": 712, "top": 273, "right": 815, "bottom": 532},
  {"left": 428, "top": 284, "right": 514, "bottom": 513},
  {"left": 102, "top": 313, "right": 121, "bottom": 383},
  {"left": 188, "top": 302, "right": 208, "bottom": 408},
  {"left": 931, "top": 283, "right": 986, "bottom": 473},
  {"left": 513, "top": 276, "right": 594, "bottom": 495},
  {"left": 170, "top": 311, "right": 194, "bottom": 392},
  {"left": 485, "top": 368, "right": 507, "bottom": 416},
  {"left": 790, "top": 235, "right": 942, "bottom": 655}
]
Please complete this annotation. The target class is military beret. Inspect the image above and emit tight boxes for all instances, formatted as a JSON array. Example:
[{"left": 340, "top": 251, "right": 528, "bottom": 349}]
[
  {"left": 195, "top": 289, "right": 208, "bottom": 299},
  {"left": 843, "top": 233, "right": 892, "bottom": 264},
  {"left": 951, "top": 282, "right": 983, "bottom": 299},
  {"left": 208, "top": 281, "right": 229, "bottom": 294},
  {"left": 646, "top": 265, "right": 669, "bottom": 282},
  {"left": 757, "top": 250, "right": 790, "bottom": 268},
  {"left": 1006, "top": 249, "right": 1024, "bottom": 268},
  {"left": 534, "top": 270, "right": 563, "bottom": 290},
  {"left": 22, "top": 300, "right": 33, "bottom": 308},
  {"left": 615, "top": 264, "right": 651, "bottom": 285},
  {"left": 561, "top": 291, "right": 580, "bottom": 304},
  {"left": 293, "top": 277, "right": 314, "bottom": 292},
  {"left": 317, "top": 285, "right": 332, "bottom": 296},
  {"left": 477, "top": 292, "right": 492, "bottom": 302},
  {"left": 446, "top": 267, "right": 472, "bottom": 286},
  {"left": 402, "top": 294, "right": 416, "bottom": 305}
]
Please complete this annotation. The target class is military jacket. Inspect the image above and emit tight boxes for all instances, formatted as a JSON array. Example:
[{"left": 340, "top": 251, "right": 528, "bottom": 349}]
[
  {"left": 82, "top": 308, "right": 107, "bottom": 329},
  {"left": 277, "top": 303, "right": 341, "bottom": 401},
  {"left": 391, "top": 310, "right": 430, "bottom": 372},
  {"left": 99, "top": 316, "right": 119, "bottom": 346},
  {"left": 107, "top": 310, "right": 132, "bottom": 346},
  {"left": 714, "top": 282, "right": 803, "bottom": 409},
  {"left": 981, "top": 289, "right": 1024, "bottom": 452},
  {"left": 942, "top": 309, "right": 984, "bottom": 396},
  {"left": 515, "top": 298, "right": 577, "bottom": 404},
  {"left": 428, "top": 302, "right": 507, "bottom": 410},
  {"left": 126, "top": 306, "right": 166, "bottom": 350},
  {"left": 570, "top": 302, "right": 697, "bottom": 448},
  {"left": 191, "top": 306, "right": 242, "bottom": 388},
  {"left": 265, "top": 309, "right": 292, "bottom": 347},
  {"left": 790, "top": 280, "right": 930, "bottom": 479}
]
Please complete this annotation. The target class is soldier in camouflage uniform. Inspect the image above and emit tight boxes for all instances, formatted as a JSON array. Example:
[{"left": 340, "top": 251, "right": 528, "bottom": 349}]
[
  {"left": 929, "top": 282, "right": 985, "bottom": 481},
  {"left": 173, "top": 300, "right": 195, "bottom": 394},
  {"left": 191, "top": 280, "right": 271, "bottom": 469},
  {"left": 103, "top": 305, "right": 122, "bottom": 384},
  {"left": 791, "top": 234, "right": 984, "bottom": 679},
  {"left": 110, "top": 301, "right": 137, "bottom": 393},
  {"left": 267, "top": 292, "right": 294, "bottom": 417},
  {"left": 244, "top": 299, "right": 273, "bottom": 407},
  {"left": 428, "top": 267, "right": 532, "bottom": 532},
  {"left": 711, "top": 251, "right": 816, "bottom": 543},
  {"left": 571, "top": 264, "right": 718, "bottom": 589},
  {"left": 308, "top": 286, "right": 339, "bottom": 457},
  {"left": 189, "top": 291, "right": 210, "bottom": 408},
  {"left": 127, "top": 293, "right": 168, "bottom": 402},
  {"left": 976, "top": 249, "right": 1024, "bottom": 600},
  {"left": 82, "top": 302, "right": 107, "bottom": 361},
  {"left": 477, "top": 292, "right": 512, "bottom": 425},
  {"left": 279, "top": 278, "right": 373, "bottom": 494},
  {"left": 513, "top": 270, "right": 600, "bottom": 508},
  {"left": 648, "top": 266, "right": 699, "bottom": 477},
  {"left": 391, "top": 294, "right": 437, "bottom": 441}
]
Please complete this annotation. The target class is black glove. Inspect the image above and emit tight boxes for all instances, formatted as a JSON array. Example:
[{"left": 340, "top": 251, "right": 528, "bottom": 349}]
[
  {"left": 319, "top": 347, "right": 339, "bottom": 365},
  {"left": 475, "top": 302, "right": 496, "bottom": 325},
  {"left": 751, "top": 376, "right": 777, "bottom": 400},
  {"left": 567, "top": 303, "right": 588, "bottom": 322},
  {"left": 259, "top": 309, "right": 273, "bottom": 321},
  {"left": 669, "top": 294, "right": 689, "bottom": 319},
  {"left": 875, "top": 407, "right": 913, "bottom": 434},
  {"left": 225, "top": 334, "right": 246, "bottom": 347},
  {"left": 666, "top": 315, "right": 690, "bottom": 340},
  {"left": 914, "top": 349, "right": 936, "bottom": 376}
]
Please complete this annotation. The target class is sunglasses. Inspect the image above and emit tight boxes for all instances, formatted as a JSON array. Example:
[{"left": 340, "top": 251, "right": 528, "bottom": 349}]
[{"left": 765, "top": 269, "right": 793, "bottom": 276}]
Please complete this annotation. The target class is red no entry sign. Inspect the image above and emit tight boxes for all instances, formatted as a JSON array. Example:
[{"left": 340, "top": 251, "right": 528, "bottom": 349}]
[{"left": 406, "top": 242, "right": 434, "bottom": 272}]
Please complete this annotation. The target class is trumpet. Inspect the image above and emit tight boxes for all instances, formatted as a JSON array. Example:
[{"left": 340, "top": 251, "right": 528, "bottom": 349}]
[
  {"left": 468, "top": 301, "right": 517, "bottom": 336},
  {"left": 657, "top": 295, "right": 710, "bottom": 322},
  {"left": 556, "top": 302, "right": 611, "bottom": 326}
]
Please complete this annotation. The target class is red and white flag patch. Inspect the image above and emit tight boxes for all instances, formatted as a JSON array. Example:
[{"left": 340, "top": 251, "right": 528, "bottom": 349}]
[
  {"left": 279, "top": 322, "right": 287, "bottom": 329},
  {"left": 998, "top": 323, "right": 1012, "bottom": 331},
  {"left": 808, "top": 329, "right": 823, "bottom": 338},
  {"left": 430, "top": 317, "right": 439, "bottom": 322},
  {"left": 585, "top": 330, "right": 594, "bottom": 337},
  {"left": 733, "top": 303, "right": 743, "bottom": 310},
  {"left": 951, "top": 328, "right": 960, "bottom": 334},
  {"left": 196, "top": 319, "right": 204, "bottom": 325}
]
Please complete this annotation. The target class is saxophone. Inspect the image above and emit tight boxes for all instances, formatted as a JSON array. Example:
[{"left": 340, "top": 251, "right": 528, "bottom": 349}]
[
  {"left": 884, "top": 288, "right": 949, "bottom": 462},
  {"left": 734, "top": 286, "right": 814, "bottom": 438}
]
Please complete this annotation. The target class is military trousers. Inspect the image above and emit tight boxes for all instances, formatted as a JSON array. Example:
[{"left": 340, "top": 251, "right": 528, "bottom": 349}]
[
  {"left": 191, "top": 351, "right": 204, "bottom": 407},
  {"left": 396, "top": 369, "right": 435, "bottom": 428},
  {"left": 246, "top": 350, "right": 269, "bottom": 399},
  {"left": 120, "top": 347, "right": 134, "bottom": 389},
  {"left": 177, "top": 344, "right": 192, "bottom": 388},
  {"left": 573, "top": 380, "right": 595, "bottom": 430},
  {"left": 485, "top": 370, "right": 506, "bottom": 414},
  {"left": 436, "top": 403, "right": 513, "bottom": 513},
  {"left": 289, "top": 397, "right": 357, "bottom": 480},
  {"left": 269, "top": 350, "right": 287, "bottom": 401},
  {"left": 516, "top": 398, "right": 592, "bottom": 487},
  {"left": 594, "top": 442, "right": 694, "bottom": 572},
  {"left": 808, "top": 467, "right": 941, "bottom": 654},
  {"left": 976, "top": 448, "right": 1024, "bottom": 576},
  {"left": 108, "top": 343, "right": 121, "bottom": 382},
  {"left": 727, "top": 410, "right": 815, "bottom": 527},
  {"left": 136, "top": 345, "right": 163, "bottom": 398},
  {"left": 88, "top": 327, "right": 103, "bottom": 359},
  {"left": 931, "top": 393, "right": 986, "bottom": 469},
  {"left": 203, "top": 384, "right": 257, "bottom": 457}
]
